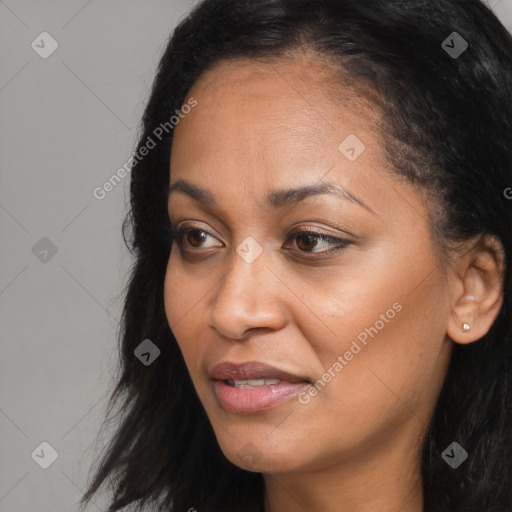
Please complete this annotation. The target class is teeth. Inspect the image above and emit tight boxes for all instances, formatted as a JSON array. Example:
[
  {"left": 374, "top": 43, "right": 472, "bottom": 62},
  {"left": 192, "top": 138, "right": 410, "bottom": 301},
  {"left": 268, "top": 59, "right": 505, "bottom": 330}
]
[
  {"left": 247, "top": 379, "right": 265, "bottom": 386},
  {"left": 227, "top": 378, "right": 281, "bottom": 388}
]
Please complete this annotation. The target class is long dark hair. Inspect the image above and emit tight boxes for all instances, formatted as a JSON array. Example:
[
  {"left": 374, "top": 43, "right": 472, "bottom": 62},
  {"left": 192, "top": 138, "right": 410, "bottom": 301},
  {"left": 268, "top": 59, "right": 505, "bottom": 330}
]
[{"left": 80, "top": 1, "right": 512, "bottom": 510}]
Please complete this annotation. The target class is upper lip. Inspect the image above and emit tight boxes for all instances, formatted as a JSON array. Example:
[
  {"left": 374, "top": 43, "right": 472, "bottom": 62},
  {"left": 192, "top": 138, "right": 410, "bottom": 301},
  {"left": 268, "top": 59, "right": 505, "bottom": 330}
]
[{"left": 210, "top": 361, "right": 310, "bottom": 383}]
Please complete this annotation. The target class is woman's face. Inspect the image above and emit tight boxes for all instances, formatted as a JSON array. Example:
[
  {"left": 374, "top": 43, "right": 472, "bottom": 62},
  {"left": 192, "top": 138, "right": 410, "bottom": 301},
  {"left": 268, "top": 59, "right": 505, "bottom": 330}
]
[{"left": 164, "top": 56, "right": 455, "bottom": 475}]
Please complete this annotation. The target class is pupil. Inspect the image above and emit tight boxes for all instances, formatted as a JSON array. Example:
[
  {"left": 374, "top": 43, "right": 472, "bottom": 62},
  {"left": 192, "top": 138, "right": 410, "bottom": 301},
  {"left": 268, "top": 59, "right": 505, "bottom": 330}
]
[
  {"left": 297, "top": 233, "right": 317, "bottom": 251},
  {"left": 189, "top": 231, "right": 207, "bottom": 247}
]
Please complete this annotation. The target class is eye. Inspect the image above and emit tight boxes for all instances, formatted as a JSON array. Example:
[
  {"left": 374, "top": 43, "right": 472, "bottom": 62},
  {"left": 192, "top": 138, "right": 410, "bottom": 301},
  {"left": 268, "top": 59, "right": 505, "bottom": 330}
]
[
  {"left": 285, "top": 228, "right": 351, "bottom": 256},
  {"left": 170, "top": 224, "right": 351, "bottom": 257},
  {"left": 170, "top": 225, "right": 222, "bottom": 250}
]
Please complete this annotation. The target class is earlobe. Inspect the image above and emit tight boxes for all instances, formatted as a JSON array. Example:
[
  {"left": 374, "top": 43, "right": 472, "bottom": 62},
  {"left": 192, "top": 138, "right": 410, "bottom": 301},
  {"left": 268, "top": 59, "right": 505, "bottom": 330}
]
[
  {"left": 447, "top": 295, "right": 478, "bottom": 345},
  {"left": 447, "top": 234, "right": 504, "bottom": 345}
]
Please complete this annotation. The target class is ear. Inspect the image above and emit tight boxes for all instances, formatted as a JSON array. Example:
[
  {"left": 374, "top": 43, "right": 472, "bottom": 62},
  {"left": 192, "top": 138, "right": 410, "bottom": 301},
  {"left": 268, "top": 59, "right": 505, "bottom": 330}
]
[{"left": 447, "top": 234, "right": 505, "bottom": 345}]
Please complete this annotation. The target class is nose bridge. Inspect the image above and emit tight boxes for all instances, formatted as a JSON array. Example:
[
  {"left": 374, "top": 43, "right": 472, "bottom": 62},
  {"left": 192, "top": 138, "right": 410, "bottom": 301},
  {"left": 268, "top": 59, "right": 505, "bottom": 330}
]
[{"left": 209, "top": 237, "right": 286, "bottom": 339}]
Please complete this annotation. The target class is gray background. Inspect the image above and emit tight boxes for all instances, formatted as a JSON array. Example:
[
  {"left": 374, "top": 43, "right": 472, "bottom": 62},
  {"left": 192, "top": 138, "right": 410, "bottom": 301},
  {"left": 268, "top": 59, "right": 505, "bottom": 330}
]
[{"left": 1, "top": 1, "right": 511, "bottom": 511}]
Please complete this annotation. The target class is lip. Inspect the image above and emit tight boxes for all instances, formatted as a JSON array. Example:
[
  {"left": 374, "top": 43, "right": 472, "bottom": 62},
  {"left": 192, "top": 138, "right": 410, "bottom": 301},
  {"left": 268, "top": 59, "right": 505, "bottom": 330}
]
[
  {"left": 210, "top": 361, "right": 310, "bottom": 413},
  {"left": 210, "top": 361, "right": 309, "bottom": 383}
]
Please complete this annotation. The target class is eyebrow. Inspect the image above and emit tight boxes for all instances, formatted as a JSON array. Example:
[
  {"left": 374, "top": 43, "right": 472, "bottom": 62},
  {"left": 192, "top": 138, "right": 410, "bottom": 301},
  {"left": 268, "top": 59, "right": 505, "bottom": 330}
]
[{"left": 168, "top": 179, "right": 375, "bottom": 214}]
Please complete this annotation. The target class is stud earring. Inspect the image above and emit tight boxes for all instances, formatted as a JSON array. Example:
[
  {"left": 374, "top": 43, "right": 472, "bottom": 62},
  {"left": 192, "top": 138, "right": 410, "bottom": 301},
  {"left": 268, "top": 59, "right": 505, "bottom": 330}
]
[{"left": 462, "top": 323, "right": 471, "bottom": 332}]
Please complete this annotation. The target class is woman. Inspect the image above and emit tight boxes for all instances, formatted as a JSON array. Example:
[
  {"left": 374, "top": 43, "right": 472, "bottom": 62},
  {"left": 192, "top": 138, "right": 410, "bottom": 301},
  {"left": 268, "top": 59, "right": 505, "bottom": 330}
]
[{"left": 81, "top": 1, "right": 512, "bottom": 510}]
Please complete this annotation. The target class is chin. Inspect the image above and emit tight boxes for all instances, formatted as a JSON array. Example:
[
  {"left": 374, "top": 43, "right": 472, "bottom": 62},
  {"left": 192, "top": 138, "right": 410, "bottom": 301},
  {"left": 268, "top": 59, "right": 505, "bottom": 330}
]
[{"left": 217, "top": 435, "right": 307, "bottom": 473}]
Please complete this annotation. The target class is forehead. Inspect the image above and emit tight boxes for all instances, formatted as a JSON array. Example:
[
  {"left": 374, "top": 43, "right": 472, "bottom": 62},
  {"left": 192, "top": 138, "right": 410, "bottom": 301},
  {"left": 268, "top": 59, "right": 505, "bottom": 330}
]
[
  {"left": 170, "top": 55, "right": 384, "bottom": 189},
  {"left": 167, "top": 56, "right": 436, "bottom": 241}
]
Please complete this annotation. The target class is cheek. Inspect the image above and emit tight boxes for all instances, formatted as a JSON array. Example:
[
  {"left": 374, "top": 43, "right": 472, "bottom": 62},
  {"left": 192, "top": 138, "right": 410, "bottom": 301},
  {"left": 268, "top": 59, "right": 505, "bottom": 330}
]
[
  {"left": 297, "top": 257, "right": 451, "bottom": 434},
  {"left": 163, "top": 253, "right": 207, "bottom": 374},
  {"left": 291, "top": 253, "right": 407, "bottom": 365},
  {"left": 163, "top": 254, "right": 183, "bottom": 332}
]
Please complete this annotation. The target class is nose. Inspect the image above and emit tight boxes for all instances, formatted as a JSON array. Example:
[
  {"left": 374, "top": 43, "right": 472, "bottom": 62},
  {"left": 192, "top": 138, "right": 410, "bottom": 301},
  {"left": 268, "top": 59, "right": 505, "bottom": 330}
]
[{"left": 208, "top": 244, "right": 288, "bottom": 341}]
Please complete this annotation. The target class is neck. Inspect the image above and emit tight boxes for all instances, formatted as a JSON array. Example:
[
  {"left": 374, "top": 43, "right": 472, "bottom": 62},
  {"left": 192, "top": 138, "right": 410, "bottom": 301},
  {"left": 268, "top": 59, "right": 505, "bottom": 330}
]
[{"left": 263, "top": 423, "right": 425, "bottom": 512}]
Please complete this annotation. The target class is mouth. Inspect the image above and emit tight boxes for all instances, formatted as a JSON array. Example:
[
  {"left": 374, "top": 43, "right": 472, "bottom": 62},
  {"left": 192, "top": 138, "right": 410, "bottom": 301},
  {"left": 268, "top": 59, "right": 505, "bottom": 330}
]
[
  {"left": 210, "top": 360, "right": 310, "bottom": 383},
  {"left": 224, "top": 378, "right": 288, "bottom": 389},
  {"left": 210, "top": 361, "right": 310, "bottom": 413}
]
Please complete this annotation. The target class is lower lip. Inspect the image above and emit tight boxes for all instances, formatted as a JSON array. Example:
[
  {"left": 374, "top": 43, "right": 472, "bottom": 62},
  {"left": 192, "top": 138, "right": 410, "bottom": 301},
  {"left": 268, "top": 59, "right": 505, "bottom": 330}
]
[{"left": 213, "top": 379, "right": 308, "bottom": 413}]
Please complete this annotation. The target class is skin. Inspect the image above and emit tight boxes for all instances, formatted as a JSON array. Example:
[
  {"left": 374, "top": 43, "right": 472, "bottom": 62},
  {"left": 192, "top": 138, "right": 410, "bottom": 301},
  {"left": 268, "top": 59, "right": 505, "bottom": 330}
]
[{"left": 163, "top": 53, "right": 504, "bottom": 512}]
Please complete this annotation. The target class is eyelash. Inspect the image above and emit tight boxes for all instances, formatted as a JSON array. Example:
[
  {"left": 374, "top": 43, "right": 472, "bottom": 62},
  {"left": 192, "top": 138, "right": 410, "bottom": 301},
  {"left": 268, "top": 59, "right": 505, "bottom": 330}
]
[{"left": 168, "top": 225, "right": 351, "bottom": 257}]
